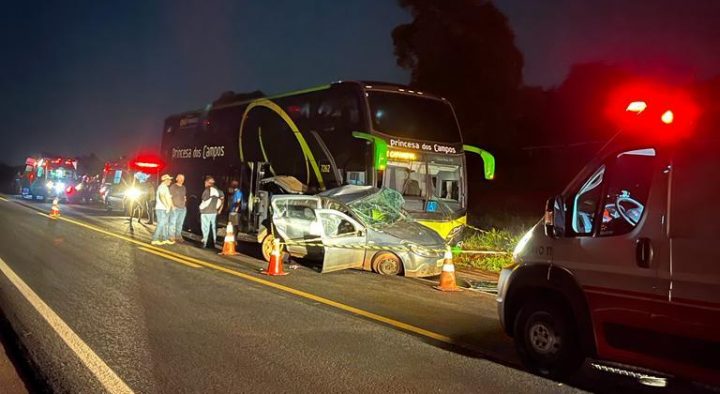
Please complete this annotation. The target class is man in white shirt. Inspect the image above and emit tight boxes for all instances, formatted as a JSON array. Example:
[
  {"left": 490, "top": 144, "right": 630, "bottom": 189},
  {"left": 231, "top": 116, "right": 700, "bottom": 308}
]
[{"left": 152, "top": 174, "right": 174, "bottom": 245}]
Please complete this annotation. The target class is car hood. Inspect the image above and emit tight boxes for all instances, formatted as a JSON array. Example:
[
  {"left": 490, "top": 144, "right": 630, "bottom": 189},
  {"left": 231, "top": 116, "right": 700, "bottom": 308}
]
[{"left": 378, "top": 220, "right": 444, "bottom": 246}]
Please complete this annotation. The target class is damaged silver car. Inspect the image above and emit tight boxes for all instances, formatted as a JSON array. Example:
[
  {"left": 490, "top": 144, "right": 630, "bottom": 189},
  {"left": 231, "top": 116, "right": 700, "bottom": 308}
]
[{"left": 271, "top": 186, "right": 450, "bottom": 277}]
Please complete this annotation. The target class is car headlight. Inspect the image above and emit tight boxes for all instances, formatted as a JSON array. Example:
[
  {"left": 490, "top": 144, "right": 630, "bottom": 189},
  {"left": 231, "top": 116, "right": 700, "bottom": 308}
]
[
  {"left": 513, "top": 230, "right": 533, "bottom": 258},
  {"left": 409, "top": 243, "right": 440, "bottom": 258},
  {"left": 46, "top": 181, "right": 54, "bottom": 189},
  {"left": 54, "top": 182, "right": 65, "bottom": 193},
  {"left": 124, "top": 187, "right": 143, "bottom": 200}
]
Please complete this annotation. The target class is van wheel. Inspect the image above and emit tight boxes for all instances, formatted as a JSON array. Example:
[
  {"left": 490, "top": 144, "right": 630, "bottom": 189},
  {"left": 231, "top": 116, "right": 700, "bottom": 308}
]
[
  {"left": 372, "top": 252, "right": 403, "bottom": 276},
  {"left": 513, "top": 299, "right": 585, "bottom": 379},
  {"left": 261, "top": 234, "right": 274, "bottom": 262}
]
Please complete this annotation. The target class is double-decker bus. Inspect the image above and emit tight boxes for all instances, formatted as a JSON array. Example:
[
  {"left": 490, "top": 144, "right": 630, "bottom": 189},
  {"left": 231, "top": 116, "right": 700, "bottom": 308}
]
[{"left": 161, "top": 81, "right": 494, "bottom": 247}]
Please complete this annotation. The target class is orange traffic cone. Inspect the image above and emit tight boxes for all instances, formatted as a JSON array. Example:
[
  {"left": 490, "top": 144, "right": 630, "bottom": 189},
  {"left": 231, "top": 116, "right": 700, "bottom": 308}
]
[
  {"left": 261, "top": 238, "right": 288, "bottom": 276},
  {"left": 434, "top": 249, "right": 461, "bottom": 292},
  {"left": 219, "top": 222, "right": 240, "bottom": 256},
  {"left": 49, "top": 198, "right": 60, "bottom": 218}
]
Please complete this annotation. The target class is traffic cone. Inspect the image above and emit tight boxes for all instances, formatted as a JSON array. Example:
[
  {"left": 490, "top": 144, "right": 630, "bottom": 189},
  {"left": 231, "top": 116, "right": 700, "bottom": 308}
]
[
  {"left": 49, "top": 198, "right": 60, "bottom": 218},
  {"left": 261, "top": 238, "right": 288, "bottom": 276},
  {"left": 219, "top": 222, "right": 239, "bottom": 256},
  {"left": 434, "top": 248, "right": 461, "bottom": 292}
]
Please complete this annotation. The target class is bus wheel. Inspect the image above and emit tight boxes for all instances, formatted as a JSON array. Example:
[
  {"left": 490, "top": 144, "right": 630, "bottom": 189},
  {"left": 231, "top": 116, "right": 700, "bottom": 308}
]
[
  {"left": 261, "top": 234, "right": 275, "bottom": 262},
  {"left": 513, "top": 299, "right": 585, "bottom": 379},
  {"left": 372, "top": 252, "right": 403, "bottom": 276}
]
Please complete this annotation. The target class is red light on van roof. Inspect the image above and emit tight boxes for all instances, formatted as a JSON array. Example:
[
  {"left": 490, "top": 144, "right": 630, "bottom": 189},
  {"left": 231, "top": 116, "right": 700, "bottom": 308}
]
[
  {"left": 607, "top": 81, "right": 699, "bottom": 142},
  {"left": 661, "top": 110, "right": 674, "bottom": 124},
  {"left": 134, "top": 162, "right": 160, "bottom": 168},
  {"left": 626, "top": 101, "right": 647, "bottom": 113}
]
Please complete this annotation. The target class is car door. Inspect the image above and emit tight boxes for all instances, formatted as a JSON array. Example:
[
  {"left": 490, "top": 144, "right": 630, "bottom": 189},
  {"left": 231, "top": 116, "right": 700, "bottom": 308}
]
[
  {"left": 315, "top": 209, "right": 366, "bottom": 273},
  {"left": 552, "top": 147, "right": 670, "bottom": 366},
  {"left": 271, "top": 196, "right": 323, "bottom": 256}
]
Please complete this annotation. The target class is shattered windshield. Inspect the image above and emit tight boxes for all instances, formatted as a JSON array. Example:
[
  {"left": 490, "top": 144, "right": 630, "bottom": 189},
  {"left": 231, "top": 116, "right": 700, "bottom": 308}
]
[{"left": 347, "top": 188, "right": 406, "bottom": 228}]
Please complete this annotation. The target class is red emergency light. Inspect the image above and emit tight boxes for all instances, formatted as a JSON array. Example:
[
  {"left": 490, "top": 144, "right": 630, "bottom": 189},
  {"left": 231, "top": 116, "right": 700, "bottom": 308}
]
[
  {"left": 607, "top": 81, "right": 700, "bottom": 142},
  {"left": 129, "top": 155, "right": 164, "bottom": 172}
]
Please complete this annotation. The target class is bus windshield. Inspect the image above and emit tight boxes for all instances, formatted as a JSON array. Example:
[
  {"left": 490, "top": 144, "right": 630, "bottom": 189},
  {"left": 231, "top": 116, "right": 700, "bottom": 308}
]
[
  {"left": 382, "top": 153, "right": 464, "bottom": 215},
  {"left": 367, "top": 91, "right": 461, "bottom": 143}
]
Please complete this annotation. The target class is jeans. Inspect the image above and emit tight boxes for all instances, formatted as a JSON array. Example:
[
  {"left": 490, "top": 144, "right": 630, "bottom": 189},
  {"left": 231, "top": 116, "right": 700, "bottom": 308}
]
[
  {"left": 169, "top": 208, "right": 187, "bottom": 239},
  {"left": 201, "top": 213, "right": 217, "bottom": 247},
  {"left": 152, "top": 209, "right": 170, "bottom": 242}
]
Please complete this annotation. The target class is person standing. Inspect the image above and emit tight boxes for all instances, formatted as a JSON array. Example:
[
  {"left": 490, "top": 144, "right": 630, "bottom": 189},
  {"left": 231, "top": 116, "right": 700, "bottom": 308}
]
[
  {"left": 199, "top": 176, "right": 224, "bottom": 248},
  {"left": 169, "top": 174, "right": 187, "bottom": 243},
  {"left": 227, "top": 180, "right": 243, "bottom": 227},
  {"left": 152, "top": 174, "right": 174, "bottom": 245}
]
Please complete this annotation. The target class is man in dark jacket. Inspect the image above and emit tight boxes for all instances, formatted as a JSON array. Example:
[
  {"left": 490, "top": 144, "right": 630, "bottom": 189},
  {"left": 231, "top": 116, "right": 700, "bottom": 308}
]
[{"left": 199, "top": 176, "right": 224, "bottom": 248}]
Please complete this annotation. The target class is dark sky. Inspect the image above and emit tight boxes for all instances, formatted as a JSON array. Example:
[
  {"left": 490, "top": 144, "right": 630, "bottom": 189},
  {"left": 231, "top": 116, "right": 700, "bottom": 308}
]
[{"left": 1, "top": 0, "right": 718, "bottom": 165}]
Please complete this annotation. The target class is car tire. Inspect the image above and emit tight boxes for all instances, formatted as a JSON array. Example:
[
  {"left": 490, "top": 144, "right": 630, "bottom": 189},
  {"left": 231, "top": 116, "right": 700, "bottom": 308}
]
[
  {"left": 513, "top": 298, "right": 585, "bottom": 379},
  {"left": 372, "top": 252, "right": 403, "bottom": 276},
  {"left": 261, "top": 234, "right": 274, "bottom": 262}
]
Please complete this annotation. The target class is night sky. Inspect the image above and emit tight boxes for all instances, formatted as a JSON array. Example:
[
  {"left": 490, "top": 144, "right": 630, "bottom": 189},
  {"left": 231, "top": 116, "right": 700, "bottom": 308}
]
[{"left": 1, "top": 0, "right": 718, "bottom": 166}]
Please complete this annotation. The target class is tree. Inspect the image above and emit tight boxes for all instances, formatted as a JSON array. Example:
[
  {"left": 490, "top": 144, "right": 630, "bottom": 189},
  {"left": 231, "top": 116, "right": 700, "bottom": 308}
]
[{"left": 392, "top": 0, "right": 523, "bottom": 149}]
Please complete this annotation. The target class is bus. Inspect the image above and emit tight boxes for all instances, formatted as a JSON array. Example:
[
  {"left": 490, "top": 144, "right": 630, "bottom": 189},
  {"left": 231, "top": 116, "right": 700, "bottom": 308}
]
[{"left": 161, "top": 81, "right": 494, "bottom": 252}]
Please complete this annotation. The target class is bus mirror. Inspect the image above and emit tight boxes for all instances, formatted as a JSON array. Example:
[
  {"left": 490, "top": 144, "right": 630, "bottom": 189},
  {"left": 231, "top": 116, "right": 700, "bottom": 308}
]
[
  {"left": 462, "top": 145, "right": 495, "bottom": 180},
  {"left": 352, "top": 132, "right": 388, "bottom": 170},
  {"left": 544, "top": 195, "right": 565, "bottom": 238}
]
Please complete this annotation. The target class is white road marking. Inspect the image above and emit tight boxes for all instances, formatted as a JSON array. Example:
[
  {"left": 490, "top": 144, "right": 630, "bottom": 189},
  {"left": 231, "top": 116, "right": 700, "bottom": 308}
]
[{"left": 0, "top": 257, "right": 134, "bottom": 394}]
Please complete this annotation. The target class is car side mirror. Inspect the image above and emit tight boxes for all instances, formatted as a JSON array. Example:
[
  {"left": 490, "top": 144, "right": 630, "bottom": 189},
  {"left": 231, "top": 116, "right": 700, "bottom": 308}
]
[{"left": 544, "top": 195, "right": 566, "bottom": 238}]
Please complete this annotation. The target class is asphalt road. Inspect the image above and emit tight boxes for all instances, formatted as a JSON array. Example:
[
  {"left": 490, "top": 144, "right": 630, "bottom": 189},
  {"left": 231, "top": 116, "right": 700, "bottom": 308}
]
[{"left": 0, "top": 196, "right": 709, "bottom": 393}]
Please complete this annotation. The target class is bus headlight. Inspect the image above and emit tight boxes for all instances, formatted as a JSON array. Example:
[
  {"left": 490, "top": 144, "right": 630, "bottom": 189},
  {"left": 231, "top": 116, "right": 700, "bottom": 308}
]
[{"left": 124, "top": 187, "right": 143, "bottom": 201}]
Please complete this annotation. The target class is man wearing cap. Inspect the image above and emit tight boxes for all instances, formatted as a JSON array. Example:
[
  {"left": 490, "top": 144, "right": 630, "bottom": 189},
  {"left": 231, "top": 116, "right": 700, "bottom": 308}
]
[
  {"left": 152, "top": 174, "right": 174, "bottom": 245},
  {"left": 199, "top": 175, "right": 224, "bottom": 248}
]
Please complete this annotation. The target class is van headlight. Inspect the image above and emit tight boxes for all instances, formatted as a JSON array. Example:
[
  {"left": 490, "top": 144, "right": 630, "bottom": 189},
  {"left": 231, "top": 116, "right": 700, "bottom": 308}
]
[
  {"left": 124, "top": 187, "right": 143, "bottom": 200},
  {"left": 513, "top": 230, "right": 533, "bottom": 258},
  {"left": 46, "top": 181, "right": 54, "bottom": 189},
  {"left": 54, "top": 182, "right": 65, "bottom": 193}
]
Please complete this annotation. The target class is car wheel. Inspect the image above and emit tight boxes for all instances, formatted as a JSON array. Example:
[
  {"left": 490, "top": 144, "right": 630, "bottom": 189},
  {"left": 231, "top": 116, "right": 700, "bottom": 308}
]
[
  {"left": 261, "top": 234, "right": 275, "bottom": 262},
  {"left": 513, "top": 299, "right": 585, "bottom": 379},
  {"left": 372, "top": 252, "right": 403, "bottom": 276}
]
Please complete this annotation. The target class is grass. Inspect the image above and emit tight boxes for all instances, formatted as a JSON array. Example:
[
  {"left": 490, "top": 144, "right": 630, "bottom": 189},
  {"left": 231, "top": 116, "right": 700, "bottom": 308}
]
[{"left": 452, "top": 216, "right": 535, "bottom": 273}]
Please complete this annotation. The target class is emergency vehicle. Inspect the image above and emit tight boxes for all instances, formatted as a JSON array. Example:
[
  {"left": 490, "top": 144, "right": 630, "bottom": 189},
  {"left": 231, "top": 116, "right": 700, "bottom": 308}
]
[
  {"left": 497, "top": 85, "right": 720, "bottom": 385},
  {"left": 20, "top": 156, "right": 79, "bottom": 201},
  {"left": 100, "top": 157, "right": 162, "bottom": 220}
]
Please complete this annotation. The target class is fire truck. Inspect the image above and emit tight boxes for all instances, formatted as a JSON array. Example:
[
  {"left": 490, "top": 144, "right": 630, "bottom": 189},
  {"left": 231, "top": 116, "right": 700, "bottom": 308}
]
[{"left": 19, "top": 156, "right": 79, "bottom": 201}]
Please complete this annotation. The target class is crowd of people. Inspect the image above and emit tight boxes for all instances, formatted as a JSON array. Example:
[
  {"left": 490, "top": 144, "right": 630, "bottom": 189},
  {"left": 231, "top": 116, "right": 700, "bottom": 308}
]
[{"left": 150, "top": 173, "right": 242, "bottom": 249}]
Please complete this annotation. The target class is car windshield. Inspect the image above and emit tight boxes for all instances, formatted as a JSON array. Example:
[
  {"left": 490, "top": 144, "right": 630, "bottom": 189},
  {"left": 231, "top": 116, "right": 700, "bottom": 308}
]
[
  {"left": 346, "top": 188, "right": 406, "bottom": 228},
  {"left": 367, "top": 91, "right": 461, "bottom": 143}
]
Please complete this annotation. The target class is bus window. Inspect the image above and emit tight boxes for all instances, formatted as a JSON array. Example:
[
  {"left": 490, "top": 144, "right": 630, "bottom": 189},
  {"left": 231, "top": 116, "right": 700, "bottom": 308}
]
[
  {"left": 384, "top": 160, "right": 427, "bottom": 212},
  {"left": 367, "top": 91, "right": 461, "bottom": 143}
]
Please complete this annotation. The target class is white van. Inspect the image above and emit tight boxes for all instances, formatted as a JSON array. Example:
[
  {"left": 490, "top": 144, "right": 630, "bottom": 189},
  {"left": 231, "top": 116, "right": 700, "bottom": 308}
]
[{"left": 497, "top": 99, "right": 720, "bottom": 385}]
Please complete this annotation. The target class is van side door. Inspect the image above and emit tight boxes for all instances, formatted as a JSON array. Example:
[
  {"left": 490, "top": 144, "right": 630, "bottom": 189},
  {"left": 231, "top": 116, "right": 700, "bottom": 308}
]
[
  {"left": 666, "top": 140, "right": 720, "bottom": 380},
  {"left": 552, "top": 148, "right": 670, "bottom": 367}
]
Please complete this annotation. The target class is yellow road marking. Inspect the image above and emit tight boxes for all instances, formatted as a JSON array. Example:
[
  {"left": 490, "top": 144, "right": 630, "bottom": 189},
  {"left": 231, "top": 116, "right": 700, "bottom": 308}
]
[
  {"left": 137, "top": 246, "right": 202, "bottom": 269},
  {"left": 0, "top": 196, "right": 8, "bottom": 201},
  {"left": 43, "top": 212, "right": 454, "bottom": 345},
  {"left": 37, "top": 212, "right": 56, "bottom": 219}
]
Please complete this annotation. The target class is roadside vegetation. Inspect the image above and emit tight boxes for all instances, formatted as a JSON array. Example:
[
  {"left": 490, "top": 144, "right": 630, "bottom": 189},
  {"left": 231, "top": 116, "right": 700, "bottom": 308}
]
[{"left": 452, "top": 215, "right": 536, "bottom": 273}]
